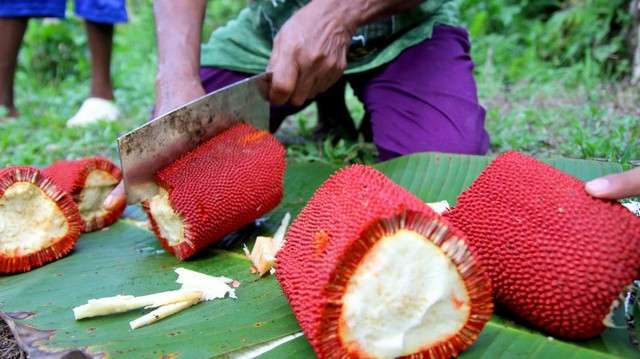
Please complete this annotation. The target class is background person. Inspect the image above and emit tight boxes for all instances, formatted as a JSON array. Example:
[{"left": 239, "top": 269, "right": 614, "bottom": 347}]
[{"left": 0, "top": 0, "right": 127, "bottom": 126}]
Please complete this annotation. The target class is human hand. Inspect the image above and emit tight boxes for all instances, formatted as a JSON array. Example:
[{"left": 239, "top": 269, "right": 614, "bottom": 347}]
[
  {"left": 104, "top": 181, "right": 126, "bottom": 211},
  {"left": 585, "top": 167, "right": 640, "bottom": 200},
  {"left": 267, "top": 1, "right": 353, "bottom": 106}
]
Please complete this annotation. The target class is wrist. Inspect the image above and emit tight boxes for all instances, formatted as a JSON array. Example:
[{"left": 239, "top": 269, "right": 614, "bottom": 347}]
[
  {"left": 155, "top": 68, "right": 200, "bottom": 93},
  {"left": 154, "top": 75, "right": 202, "bottom": 105},
  {"left": 156, "top": 64, "right": 200, "bottom": 85}
]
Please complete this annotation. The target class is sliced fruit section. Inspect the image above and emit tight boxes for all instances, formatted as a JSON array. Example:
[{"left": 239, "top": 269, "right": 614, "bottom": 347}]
[
  {"left": 446, "top": 151, "right": 640, "bottom": 339},
  {"left": 276, "top": 165, "right": 492, "bottom": 358},
  {"left": 43, "top": 157, "right": 125, "bottom": 232},
  {"left": 143, "top": 123, "right": 286, "bottom": 260},
  {"left": 0, "top": 167, "right": 82, "bottom": 273}
]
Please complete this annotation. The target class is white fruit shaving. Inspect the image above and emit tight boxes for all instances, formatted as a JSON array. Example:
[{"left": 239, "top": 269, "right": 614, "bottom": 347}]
[
  {"left": 129, "top": 296, "right": 201, "bottom": 330},
  {"left": 175, "top": 267, "right": 237, "bottom": 300},
  {"left": 243, "top": 213, "right": 290, "bottom": 276},
  {"left": 229, "top": 332, "right": 304, "bottom": 359},
  {"left": 426, "top": 200, "right": 451, "bottom": 215},
  {"left": 73, "top": 290, "right": 203, "bottom": 320},
  {"left": 72, "top": 268, "right": 237, "bottom": 329}
]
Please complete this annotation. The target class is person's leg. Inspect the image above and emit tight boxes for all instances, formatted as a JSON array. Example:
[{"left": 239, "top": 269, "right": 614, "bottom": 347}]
[
  {"left": 75, "top": 0, "right": 128, "bottom": 100},
  {"left": 314, "top": 79, "right": 357, "bottom": 141},
  {"left": 200, "top": 67, "right": 307, "bottom": 132},
  {"left": 85, "top": 20, "right": 114, "bottom": 100},
  {"left": 0, "top": 0, "right": 67, "bottom": 118},
  {"left": 0, "top": 18, "right": 28, "bottom": 117},
  {"left": 349, "top": 25, "right": 490, "bottom": 161},
  {"left": 66, "top": 0, "right": 127, "bottom": 127}
]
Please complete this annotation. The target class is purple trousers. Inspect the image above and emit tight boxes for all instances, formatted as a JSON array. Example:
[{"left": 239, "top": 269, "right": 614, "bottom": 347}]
[{"left": 200, "top": 25, "right": 489, "bottom": 161}]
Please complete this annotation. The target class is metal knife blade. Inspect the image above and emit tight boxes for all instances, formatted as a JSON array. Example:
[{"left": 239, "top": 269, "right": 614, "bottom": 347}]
[{"left": 117, "top": 72, "right": 271, "bottom": 204}]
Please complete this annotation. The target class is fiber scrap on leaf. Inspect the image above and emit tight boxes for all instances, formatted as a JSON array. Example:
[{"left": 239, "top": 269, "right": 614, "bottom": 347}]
[
  {"left": 73, "top": 267, "right": 237, "bottom": 330},
  {"left": 243, "top": 212, "right": 291, "bottom": 276}
]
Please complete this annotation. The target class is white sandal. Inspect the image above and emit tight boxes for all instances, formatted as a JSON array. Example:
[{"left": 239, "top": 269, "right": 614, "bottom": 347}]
[{"left": 66, "top": 97, "right": 120, "bottom": 127}]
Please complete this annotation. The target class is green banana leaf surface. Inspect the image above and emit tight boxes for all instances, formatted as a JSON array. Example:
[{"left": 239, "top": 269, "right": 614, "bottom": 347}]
[{"left": 0, "top": 152, "right": 637, "bottom": 358}]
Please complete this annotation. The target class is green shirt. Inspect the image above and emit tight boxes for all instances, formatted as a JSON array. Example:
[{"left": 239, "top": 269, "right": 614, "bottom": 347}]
[{"left": 201, "top": 0, "right": 458, "bottom": 75}]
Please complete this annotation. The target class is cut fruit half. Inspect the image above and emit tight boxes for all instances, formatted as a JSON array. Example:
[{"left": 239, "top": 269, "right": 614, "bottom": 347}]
[
  {"left": 142, "top": 123, "right": 286, "bottom": 260},
  {"left": 276, "top": 165, "right": 492, "bottom": 358},
  {"left": 0, "top": 167, "right": 82, "bottom": 273},
  {"left": 43, "top": 157, "right": 125, "bottom": 232}
]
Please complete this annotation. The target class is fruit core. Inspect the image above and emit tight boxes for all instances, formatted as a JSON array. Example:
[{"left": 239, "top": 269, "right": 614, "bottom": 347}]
[
  {"left": 338, "top": 229, "right": 471, "bottom": 358},
  {"left": 148, "top": 187, "right": 184, "bottom": 246},
  {"left": 0, "top": 182, "right": 68, "bottom": 255}
]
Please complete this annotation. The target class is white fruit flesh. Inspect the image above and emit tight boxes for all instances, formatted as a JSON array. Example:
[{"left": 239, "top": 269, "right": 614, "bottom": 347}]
[
  {"left": 0, "top": 182, "right": 68, "bottom": 255},
  {"left": 78, "top": 170, "right": 119, "bottom": 222},
  {"left": 339, "top": 229, "right": 471, "bottom": 358},
  {"left": 148, "top": 188, "right": 184, "bottom": 246}
]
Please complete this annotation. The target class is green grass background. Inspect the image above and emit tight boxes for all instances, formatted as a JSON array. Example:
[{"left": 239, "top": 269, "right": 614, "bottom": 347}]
[{"left": 0, "top": 0, "right": 637, "bottom": 168}]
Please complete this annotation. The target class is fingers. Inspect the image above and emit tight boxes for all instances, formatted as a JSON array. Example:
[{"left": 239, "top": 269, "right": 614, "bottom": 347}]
[
  {"left": 104, "top": 181, "right": 127, "bottom": 210},
  {"left": 585, "top": 167, "right": 640, "bottom": 200},
  {"left": 269, "top": 58, "right": 342, "bottom": 107},
  {"left": 290, "top": 67, "right": 317, "bottom": 107},
  {"left": 268, "top": 55, "right": 299, "bottom": 106}
]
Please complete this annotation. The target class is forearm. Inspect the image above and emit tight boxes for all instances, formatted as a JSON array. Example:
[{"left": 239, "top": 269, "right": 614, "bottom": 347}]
[{"left": 153, "top": 0, "right": 205, "bottom": 86}]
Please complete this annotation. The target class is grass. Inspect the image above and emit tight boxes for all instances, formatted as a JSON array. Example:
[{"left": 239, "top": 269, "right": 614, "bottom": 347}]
[
  {"left": 477, "top": 52, "right": 640, "bottom": 167},
  {"left": 0, "top": 2, "right": 637, "bottom": 169}
]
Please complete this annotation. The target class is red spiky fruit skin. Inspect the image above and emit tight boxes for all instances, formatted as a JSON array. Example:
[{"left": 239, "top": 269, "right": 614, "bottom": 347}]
[
  {"left": 446, "top": 151, "right": 640, "bottom": 339},
  {"left": 275, "top": 164, "right": 493, "bottom": 358},
  {"left": 143, "top": 123, "right": 286, "bottom": 260},
  {"left": 43, "top": 157, "right": 125, "bottom": 232},
  {"left": 0, "top": 167, "right": 82, "bottom": 274}
]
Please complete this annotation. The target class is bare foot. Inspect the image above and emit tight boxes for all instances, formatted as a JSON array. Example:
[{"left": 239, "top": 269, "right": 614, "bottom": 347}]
[{"left": 0, "top": 105, "right": 18, "bottom": 122}]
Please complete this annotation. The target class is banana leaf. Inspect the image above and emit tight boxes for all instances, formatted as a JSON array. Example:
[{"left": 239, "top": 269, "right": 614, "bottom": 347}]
[{"left": 1, "top": 152, "right": 637, "bottom": 358}]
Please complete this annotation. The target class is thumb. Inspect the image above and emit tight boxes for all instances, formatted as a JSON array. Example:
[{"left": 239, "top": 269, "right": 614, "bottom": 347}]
[
  {"left": 585, "top": 167, "right": 640, "bottom": 200},
  {"left": 104, "top": 181, "right": 126, "bottom": 210}
]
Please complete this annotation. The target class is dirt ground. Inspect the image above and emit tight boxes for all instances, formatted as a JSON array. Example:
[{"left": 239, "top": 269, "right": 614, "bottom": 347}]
[{"left": 1, "top": 319, "right": 25, "bottom": 359}]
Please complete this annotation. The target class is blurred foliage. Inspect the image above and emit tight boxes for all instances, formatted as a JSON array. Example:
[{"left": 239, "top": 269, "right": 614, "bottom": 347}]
[
  {"left": 460, "top": 0, "right": 633, "bottom": 81},
  {"left": 19, "top": 18, "right": 88, "bottom": 84},
  {"left": 202, "top": 0, "right": 245, "bottom": 40},
  {"left": 1, "top": 0, "right": 637, "bottom": 169},
  {"left": 457, "top": 0, "right": 639, "bottom": 165}
]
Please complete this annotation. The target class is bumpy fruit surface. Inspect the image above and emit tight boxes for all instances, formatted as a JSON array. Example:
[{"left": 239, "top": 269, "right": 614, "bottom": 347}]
[
  {"left": 446, "top": 151, "right": 640, "bottom": 339},
  {"left": 0, "top": 166, "right": 82, "bottom": 273},
  {"left": 276, "top": 164, "right": 493, "bottom": 358},
  {"left": 43, "top": 157, "right": 125, "bottom": 232},
  {"left": 143, "top": 123, "right": 286, "bottom": 260}
]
